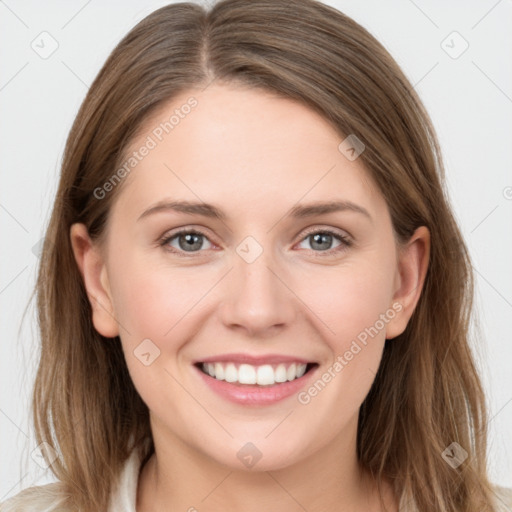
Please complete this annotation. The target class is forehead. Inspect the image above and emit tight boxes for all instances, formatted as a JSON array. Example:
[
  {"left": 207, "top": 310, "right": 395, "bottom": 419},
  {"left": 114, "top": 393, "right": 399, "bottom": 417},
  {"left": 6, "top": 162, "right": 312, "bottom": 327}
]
[{"left": 112, "top": 84, "right": 384, "bottom": 221}]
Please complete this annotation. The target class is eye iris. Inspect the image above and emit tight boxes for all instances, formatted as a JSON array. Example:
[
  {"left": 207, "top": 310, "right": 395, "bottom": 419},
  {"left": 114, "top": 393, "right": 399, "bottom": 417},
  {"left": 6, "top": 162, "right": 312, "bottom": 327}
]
[
  {"left": 310, "top": 233, "right": 333, "bottom": 251},
  {"left": 179, "top": 233, "right": 203, "bottom": 251}
]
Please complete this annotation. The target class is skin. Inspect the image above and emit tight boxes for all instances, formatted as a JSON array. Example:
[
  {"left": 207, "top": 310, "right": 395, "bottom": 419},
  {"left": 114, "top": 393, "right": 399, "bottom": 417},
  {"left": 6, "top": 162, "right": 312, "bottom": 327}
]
[{"left": 71, "top": 84, "right": 430, "bottom": 512}]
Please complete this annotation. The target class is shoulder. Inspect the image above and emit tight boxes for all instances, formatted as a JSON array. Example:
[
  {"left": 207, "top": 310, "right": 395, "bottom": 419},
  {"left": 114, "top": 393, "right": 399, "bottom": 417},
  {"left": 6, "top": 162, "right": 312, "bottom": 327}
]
[
  {"left": 492, "top": 485, "right": 512, "bottom": 512},
  {"left": 0, "top": 482, "right": 70, "bottom": 512},
  {"left": 0, "top": 446, "right": 147, "bottom": 512}
]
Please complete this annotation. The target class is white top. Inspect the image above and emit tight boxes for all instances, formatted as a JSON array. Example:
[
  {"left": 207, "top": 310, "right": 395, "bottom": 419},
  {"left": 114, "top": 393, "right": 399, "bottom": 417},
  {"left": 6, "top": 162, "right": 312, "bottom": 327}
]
[{"left": 1, "top": 447, "right": 511, "bottom": 511}]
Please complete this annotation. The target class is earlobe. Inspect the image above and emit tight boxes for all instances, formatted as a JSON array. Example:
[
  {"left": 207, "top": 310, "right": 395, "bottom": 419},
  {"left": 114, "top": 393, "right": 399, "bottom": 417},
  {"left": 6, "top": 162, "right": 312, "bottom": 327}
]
[
  {"left": 70, "top": 223, "right": 120, "bottom": 338},
  {"left": 385, "top": 226, "right": 430, "bottom": 340}
]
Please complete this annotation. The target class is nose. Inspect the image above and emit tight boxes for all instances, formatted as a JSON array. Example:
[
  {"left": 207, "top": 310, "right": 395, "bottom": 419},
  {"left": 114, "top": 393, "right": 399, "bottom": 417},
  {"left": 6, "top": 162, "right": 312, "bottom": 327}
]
[{"left": 217, "top": 246, "right": 297, "bottom": 337}]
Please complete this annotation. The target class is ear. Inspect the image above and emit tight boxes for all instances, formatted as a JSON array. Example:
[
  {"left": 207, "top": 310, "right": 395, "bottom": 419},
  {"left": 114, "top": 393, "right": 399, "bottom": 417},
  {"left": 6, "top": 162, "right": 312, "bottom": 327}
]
[
  {"left": 385, "top": 226, "right": 430, "bottom": 340},
  {"left": 70, "top": 223, "right": 120, "bottom": 338}
]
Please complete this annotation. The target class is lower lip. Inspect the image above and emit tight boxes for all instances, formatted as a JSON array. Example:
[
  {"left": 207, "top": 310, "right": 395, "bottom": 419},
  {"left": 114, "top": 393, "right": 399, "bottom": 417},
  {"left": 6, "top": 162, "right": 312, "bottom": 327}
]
[{"left": 193, "top": 364, "right": 319, "bottom": 406}]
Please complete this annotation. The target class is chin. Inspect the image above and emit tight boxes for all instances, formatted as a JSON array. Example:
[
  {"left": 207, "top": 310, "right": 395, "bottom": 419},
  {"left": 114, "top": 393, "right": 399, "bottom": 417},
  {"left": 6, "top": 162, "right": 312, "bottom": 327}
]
[{"left": 202, "top": 436, "right": 308, "bottom": 473}]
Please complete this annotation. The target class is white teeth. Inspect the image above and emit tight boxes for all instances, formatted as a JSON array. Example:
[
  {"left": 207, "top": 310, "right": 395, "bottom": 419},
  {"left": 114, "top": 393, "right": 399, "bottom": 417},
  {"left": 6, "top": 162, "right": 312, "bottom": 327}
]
[
  {"left": 287, "top": 363, "right": 296, "bottom": 381},
  {"left": 256, "top": 365, "right": 275, "bottom": 385},
  {"left": 274, "top": 364, "right": 288, "bottom": 383},
  {"left": 201, "top": 362, "right": 309, "bottom": 385},
  {"left": 296, "top": 364, "right": 307, "bottom": 378},
  {"left": 214, "top": 362, "right": 225, "bottom": 380},
  {"left": 239, "top": 364, "right": 257, "bottom": 384},
  {"left": 225, "top": 363, "right": 237, "bottom": 383}
]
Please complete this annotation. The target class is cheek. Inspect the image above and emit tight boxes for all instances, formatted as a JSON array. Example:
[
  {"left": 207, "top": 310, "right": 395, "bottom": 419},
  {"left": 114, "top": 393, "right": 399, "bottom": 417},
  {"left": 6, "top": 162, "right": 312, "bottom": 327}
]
[
  {"left": 108, "top": 254, "right": 212, "bottom": 339},
  {"left": 108, "top": 262, "right": 208, "bottom": 404},
  {"left": 291, "top": 259, "right": 395, "bottom": 403},
  {"left": 294, "top": 259, "right": 395, "bottom": 348}
]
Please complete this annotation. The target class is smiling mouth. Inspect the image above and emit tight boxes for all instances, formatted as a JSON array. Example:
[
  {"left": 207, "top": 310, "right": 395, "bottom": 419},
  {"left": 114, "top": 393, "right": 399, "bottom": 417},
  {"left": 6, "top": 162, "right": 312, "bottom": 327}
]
[{"left": 195, "top": 361, "right": 318, "bottom": 386}]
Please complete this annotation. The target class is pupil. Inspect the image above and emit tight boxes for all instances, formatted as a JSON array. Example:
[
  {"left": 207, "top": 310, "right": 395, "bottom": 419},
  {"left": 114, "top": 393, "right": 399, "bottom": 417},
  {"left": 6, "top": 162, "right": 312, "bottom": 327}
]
[
  {"left": 311, "top": 233, "right": 331, "bottom": 251},
  {"left": 179, "top": 233, "right": 202, "bottom": 251}
]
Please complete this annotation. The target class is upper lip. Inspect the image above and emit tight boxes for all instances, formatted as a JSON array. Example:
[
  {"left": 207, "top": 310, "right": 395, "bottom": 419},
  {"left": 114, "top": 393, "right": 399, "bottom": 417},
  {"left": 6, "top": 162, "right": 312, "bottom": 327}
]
[{"left": 195, "top": 353, "right": 316, "bottom": 365}]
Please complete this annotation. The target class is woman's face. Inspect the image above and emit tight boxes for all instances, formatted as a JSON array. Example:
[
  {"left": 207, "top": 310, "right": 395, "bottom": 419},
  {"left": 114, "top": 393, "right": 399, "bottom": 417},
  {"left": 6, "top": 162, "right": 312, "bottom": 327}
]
[{"left": 72, "top": 84, "right": 428, "bottom": 471}]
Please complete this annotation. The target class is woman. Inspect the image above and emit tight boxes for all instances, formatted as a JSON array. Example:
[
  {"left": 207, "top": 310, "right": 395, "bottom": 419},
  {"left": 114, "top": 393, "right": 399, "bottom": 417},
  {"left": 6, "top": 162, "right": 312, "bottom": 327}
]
[{"left": 1, "top": 0, "right": 510, "bottom": 511}]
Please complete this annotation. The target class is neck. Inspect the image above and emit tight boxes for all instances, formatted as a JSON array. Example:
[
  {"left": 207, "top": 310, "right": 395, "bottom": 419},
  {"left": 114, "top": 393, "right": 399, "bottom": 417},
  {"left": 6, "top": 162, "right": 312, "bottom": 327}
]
[{"left": 136, "top": 417, "right": 397, "bottom": 512}]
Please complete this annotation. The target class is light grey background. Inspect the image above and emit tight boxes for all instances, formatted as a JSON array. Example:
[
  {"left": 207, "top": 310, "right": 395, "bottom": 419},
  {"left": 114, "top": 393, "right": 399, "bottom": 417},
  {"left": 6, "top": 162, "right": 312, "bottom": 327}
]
[{"left": 1, "top": 0, "right": 511, "bottom": 500}]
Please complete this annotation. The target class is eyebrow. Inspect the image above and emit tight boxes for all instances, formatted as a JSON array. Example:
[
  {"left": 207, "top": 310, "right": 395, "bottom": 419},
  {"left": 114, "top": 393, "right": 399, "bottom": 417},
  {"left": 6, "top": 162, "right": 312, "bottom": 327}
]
[{"left": 137, "top": 199, "right": 372, "bottom": 222}]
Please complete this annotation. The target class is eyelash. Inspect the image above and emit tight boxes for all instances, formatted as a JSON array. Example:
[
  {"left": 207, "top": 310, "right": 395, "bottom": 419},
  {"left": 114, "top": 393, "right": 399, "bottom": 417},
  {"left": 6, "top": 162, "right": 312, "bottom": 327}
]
[{"left": 158, "top": 227, "right": 353, "bottom": 258}]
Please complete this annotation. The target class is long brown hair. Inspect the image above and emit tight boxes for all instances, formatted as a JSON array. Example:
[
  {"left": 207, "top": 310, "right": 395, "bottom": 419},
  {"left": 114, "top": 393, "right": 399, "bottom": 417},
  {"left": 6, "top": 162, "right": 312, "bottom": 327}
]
[{"left": 6, "top": 0, "right": 500, "bottom": 510}]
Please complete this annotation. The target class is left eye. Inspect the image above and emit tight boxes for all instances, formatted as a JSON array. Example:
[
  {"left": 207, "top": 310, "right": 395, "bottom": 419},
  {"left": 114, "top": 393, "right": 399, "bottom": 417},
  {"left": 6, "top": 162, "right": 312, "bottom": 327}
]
[
  {"left": 296, "top": 230, "right": 350, "bottom": 253},
  {"left": 159, "top": 228, "right": 351, "bottom": 256}
]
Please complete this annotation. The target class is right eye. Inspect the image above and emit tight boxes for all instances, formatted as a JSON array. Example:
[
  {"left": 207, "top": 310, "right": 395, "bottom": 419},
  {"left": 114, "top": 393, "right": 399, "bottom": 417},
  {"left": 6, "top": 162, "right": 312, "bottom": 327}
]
[{"left": 159, "top": 229, "right": 215, "bottom": 256}]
